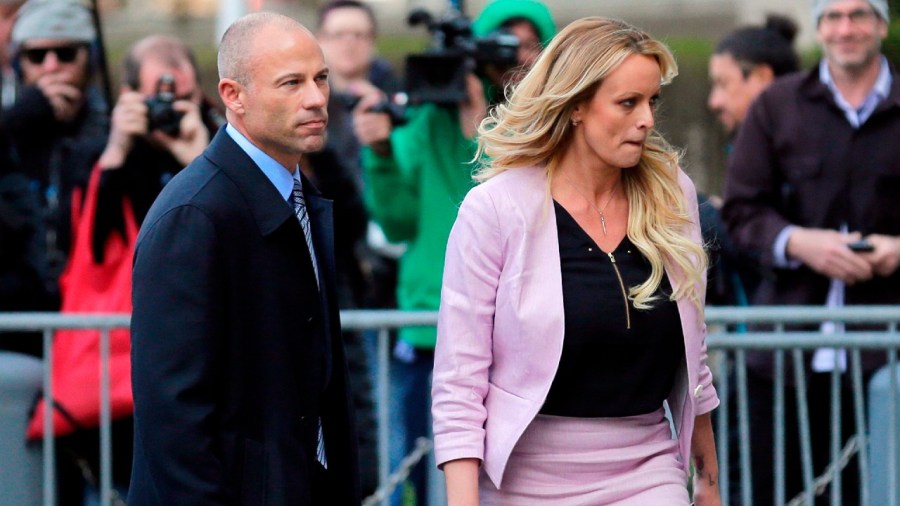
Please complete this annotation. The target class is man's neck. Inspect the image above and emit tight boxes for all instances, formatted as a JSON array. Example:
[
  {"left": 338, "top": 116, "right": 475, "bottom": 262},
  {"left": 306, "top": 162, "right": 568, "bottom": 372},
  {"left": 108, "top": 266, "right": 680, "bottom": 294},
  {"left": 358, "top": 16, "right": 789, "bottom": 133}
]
[{"left": 826, "top": 56, "right": 882, "bottom": 108}]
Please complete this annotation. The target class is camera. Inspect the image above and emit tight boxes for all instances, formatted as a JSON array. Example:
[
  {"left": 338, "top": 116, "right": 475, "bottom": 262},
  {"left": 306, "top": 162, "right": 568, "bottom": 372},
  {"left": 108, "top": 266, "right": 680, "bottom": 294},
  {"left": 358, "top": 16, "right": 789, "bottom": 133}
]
[
  {"left": 145, "top": 74, "right": 184, "bottom": 137},
  {"left": 403, "top": 8, "right": 520, "bottom": 105},
  {"left": 339, "top": 92, "right": 409, "bottom": 127}
]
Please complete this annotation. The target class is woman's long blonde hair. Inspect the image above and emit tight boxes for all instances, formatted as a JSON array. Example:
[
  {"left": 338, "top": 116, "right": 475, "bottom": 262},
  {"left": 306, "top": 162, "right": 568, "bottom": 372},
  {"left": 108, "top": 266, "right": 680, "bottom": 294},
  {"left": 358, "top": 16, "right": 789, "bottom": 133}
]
[{"left": 475, "top": 17, "right": 707, "bottom": 311}]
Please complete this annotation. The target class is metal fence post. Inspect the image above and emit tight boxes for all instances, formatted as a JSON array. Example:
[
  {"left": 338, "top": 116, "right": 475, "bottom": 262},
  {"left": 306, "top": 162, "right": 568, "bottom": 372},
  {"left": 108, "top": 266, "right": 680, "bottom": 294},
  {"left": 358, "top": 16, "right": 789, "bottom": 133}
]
[
  {"left": 868, "top": 350, "right": 900, "bottom": 506},
  {"left": 0, "top": 352, "right": 44, "bottom": 506}
]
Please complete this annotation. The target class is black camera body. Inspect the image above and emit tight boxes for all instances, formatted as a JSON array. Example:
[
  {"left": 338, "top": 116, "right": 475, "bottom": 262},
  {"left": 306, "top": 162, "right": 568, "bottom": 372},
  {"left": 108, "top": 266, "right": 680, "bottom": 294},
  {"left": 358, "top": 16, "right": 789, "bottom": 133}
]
[
  {"left": 145, "top": 74, "right": 184, "bottom": 137},
  {"left": 405, "top": 8, "right": 519, "bottom": 105}
]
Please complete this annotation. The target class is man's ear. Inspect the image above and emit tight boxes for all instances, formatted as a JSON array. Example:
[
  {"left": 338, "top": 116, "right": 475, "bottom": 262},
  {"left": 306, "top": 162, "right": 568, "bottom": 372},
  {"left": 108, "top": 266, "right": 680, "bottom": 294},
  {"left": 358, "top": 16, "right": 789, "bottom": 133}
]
[
  {"left": 218, "top": 78, "right": 245, "bottom": 115},
  {"left": 748, "top": 64, "right": 775, "bottom": 86}
]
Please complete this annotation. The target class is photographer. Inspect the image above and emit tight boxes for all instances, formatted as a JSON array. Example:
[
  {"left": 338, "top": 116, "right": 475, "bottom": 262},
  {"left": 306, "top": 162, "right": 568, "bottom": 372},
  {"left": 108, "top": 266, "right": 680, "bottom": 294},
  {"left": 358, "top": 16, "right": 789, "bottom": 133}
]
[
  {"left": 94, "top": 34, "right": 222, "bottom": 252},
  {"left": 353, "top": 1, "right": 555, "bottom": 504}
]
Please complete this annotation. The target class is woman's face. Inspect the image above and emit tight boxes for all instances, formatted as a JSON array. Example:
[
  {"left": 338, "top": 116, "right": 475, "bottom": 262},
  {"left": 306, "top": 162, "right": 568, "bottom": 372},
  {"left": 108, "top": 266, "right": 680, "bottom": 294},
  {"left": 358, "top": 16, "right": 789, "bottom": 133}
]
[{"left": 571, "top": 53, "right": 660, "bottom": 172}]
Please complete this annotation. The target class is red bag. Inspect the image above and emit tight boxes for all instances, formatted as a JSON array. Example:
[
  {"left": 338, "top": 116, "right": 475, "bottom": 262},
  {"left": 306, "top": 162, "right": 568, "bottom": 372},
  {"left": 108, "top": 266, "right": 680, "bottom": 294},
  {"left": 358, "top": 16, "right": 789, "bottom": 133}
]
[{"left": 26, "top": 164, "right": 137, "bottom": 439}]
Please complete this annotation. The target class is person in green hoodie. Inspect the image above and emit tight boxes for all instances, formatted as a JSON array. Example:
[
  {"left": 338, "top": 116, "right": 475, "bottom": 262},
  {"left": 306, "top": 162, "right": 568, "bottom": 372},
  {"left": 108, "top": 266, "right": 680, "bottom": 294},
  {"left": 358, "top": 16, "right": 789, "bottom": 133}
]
[{"left": 353, "top": 1, "right": 555, "bottom": 503}]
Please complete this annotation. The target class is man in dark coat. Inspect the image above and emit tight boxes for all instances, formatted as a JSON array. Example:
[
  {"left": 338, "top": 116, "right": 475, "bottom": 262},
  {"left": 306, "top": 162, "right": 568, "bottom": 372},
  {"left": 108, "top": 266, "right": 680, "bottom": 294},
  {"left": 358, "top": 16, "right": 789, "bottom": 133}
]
[
  {"left": 128, "top": 12, "right": 360, "bottom": 505},
  {"left": 723, "top": 1, "right": 899, "bottom": 504}
]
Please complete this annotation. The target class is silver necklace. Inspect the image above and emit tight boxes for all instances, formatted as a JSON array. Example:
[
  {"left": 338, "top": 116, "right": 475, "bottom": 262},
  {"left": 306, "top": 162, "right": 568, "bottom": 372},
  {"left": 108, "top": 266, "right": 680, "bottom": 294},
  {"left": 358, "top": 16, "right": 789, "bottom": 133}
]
[{"left": 566, "top": 176, "right": 619, "bottom": 236}]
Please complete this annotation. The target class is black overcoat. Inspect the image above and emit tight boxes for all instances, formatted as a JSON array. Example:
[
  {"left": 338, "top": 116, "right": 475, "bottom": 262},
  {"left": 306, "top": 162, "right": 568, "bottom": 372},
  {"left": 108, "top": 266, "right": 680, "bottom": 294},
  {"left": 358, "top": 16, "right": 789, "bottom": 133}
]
[{"left": 128, "top": 128, "right": 360, "bottom": 505}]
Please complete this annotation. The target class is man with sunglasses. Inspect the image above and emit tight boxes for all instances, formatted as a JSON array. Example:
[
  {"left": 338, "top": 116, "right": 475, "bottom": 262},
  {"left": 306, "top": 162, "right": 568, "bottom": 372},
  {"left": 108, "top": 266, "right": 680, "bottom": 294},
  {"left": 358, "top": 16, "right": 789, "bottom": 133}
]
[
  {"left": 723, "top": 0, "right": 900, "bottom": 504},
  {"left": 1, "top": 0, "right": 108, "bottom": 310}
]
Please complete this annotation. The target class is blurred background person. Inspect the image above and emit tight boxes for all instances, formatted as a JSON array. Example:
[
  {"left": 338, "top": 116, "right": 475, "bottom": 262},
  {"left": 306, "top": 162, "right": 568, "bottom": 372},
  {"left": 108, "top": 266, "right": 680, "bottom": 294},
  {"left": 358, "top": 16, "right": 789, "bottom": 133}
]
[
  {"left": 704, "top": 13, "right": 800, "bottom": 306},
  {"left": 353, "top": 1, "right": 555, "bottom": 504},
  {"left": 704, "top": 16, "right": 800, "bottom": 504},
  {"left": 315, "top": 3, "right": 397, "bottom": 494},
  {"left": 433, "top": 16, "right": 719, "bottom": 506},
  {"left": 94, "top": 34, "right": 222, "bottom": 258},
  {"left": 723, "top": 0, "right": 899, "bottom": 503},
  {"left": 0, "top": 0, "right": 108, "bottom": 355}
]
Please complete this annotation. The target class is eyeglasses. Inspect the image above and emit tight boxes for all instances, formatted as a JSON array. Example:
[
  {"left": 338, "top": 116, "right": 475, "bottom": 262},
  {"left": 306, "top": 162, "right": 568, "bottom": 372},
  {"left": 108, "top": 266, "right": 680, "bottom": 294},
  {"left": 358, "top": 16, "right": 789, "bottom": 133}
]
[
  {"left": 21, "top": 45, "right": 85, "bottom": 65},
  {"left": 321, "top": 30, "right": 373, "bottom": 42},
  {"left": 820, "top": 8, "right": 878, "bottom": 26}
]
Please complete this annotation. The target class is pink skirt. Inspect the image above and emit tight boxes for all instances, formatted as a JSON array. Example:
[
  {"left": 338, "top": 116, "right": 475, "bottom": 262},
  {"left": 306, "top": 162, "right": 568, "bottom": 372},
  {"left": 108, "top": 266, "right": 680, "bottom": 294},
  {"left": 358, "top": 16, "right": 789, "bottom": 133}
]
[{"left": 479, "top": 408, "right": 689, "bottom": 505}]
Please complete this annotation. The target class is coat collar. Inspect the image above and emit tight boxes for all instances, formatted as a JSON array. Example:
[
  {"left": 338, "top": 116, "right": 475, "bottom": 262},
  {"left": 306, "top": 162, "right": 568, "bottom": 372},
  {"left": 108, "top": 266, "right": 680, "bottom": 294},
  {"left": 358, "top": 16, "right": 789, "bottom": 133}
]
[{"left": 203, "top": 127, "right": 323, "bottom": 237}]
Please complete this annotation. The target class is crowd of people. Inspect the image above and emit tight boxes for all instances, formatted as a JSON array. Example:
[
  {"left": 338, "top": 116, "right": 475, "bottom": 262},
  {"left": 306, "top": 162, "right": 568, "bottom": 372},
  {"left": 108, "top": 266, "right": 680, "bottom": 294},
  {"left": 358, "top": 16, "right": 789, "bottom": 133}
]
[{"left": 0, "top": 0, "right": 896, "bottom": 504}]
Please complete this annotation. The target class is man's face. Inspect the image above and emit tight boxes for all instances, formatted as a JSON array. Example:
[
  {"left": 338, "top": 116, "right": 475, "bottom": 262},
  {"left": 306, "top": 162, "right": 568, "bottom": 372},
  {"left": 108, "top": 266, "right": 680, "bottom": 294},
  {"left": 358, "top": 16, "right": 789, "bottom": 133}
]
[
  {"left": 138, "top": 58, "right": 199, "bottom": 103},
  {"left": 707, "top": 53, "right": 773, "bottom": 135},
  {"left": 19, "top": 38, "right": 89, "bottom": 88},
  {"left": 816, "top": 0, "right": 887, "bottom": 72},
  {"left": 487, "top": 20, "right": 542, "bottom": 87},
  {"left": 317, "top": 7, "right": 375, "bottom": 81},
  {"left": 237, "top": 27, "right": 329, "bottom": 169}
]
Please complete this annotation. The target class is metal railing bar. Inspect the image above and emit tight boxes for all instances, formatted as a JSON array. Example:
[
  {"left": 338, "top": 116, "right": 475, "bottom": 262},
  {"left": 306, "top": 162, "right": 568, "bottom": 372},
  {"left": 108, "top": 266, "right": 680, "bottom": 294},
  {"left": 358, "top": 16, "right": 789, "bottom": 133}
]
[
  {"left": 43, "top": 327, "right": 55, "bottom": 506},
  {"left": 889, "top": 347, "right": 898, "bottom": 505},
  {"left": 705, "top": 306, "right": 900, "bottom": 324},
  {"left": 735, "top": 350, "right": 752, "bottom": 506},
  {"left": 794, "top": 348, "right": 815, "bottom": 505},
  {"left": 376, "top": 327, "right": 391, "bottom": 506},
  {"left": 850, "top": 349, "right": 869, "bottom": 506},
  {"left": 100, "top": 328, "right": 112, "bottom": 506},
  {"left": 716, "top": 354, "right": 730, "bottom": 506},
  {"left": 775, "top": 345, "right": 786, "bottom": 506},
  {"left": 830, "top": 354, "right": 841, "bottom": 506},
  {"left": 707, "top": 333, "right": 900, "bottom": 349}
]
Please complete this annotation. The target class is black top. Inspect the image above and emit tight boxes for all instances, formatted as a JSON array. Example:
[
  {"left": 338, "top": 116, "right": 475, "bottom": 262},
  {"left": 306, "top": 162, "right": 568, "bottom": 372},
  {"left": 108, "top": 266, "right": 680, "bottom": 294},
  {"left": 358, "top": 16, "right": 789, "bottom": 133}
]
[{"left": 540, "top": 201, "right": 685, "bottom": 417}]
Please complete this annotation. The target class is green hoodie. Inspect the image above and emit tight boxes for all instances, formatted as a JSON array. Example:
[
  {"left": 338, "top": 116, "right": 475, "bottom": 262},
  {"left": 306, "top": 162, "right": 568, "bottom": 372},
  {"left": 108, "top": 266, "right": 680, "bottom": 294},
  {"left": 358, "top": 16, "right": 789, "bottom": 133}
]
[{"left": 362, "top": 0, "right": 556, "bottom": 349}]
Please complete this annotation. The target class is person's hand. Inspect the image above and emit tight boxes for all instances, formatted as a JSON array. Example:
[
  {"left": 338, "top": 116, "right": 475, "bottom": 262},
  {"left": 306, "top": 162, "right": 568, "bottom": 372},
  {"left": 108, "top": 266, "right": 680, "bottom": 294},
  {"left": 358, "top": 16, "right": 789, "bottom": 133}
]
[
  {"left": 352, "top": 90, "right": 393, "bottom": 157},
  {"left": 458, "top": 73, "right": 487, "bottom": 139},
  {"left": 344, "top": 79, "right": 381, "bottom": 100},
  {"left": 98, "top": 90, "right": 148, "bottom": 170},
  {"left": 861, "top": 234, "right": 900, "bottom": 277},
  {"left": 692, "top": 478, "right": 722, "bottom": 506},
  {"left": 150, "top": 100, "right": 209, "bottom": 167},
  {"left": 786, "top": 228, "right": 873, "bottom": 284},
  {"left": 35, "top": 73, "right": 83, "bottom": 122}
]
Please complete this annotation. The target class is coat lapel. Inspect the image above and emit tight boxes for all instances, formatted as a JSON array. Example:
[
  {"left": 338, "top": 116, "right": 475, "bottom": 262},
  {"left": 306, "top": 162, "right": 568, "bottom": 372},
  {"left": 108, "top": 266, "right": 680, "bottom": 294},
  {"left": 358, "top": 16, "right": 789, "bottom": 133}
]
[{"left": 203, "top": 127, "right": 295, "bottom": 237}]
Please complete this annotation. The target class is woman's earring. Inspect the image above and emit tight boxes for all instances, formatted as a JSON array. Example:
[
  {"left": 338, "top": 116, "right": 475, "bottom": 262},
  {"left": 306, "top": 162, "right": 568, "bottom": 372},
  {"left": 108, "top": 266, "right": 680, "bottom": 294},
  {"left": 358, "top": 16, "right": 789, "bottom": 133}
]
[{"left": 571, "top": 119, "right": 579, "bottom": 126}]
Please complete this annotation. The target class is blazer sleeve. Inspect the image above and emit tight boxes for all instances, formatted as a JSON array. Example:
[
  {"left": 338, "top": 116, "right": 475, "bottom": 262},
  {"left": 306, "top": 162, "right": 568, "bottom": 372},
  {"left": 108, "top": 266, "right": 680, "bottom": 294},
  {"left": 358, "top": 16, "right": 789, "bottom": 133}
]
[
  {"left": 681, "top": 169, "right": 720, "bottom": 416},
  {"left": 131, "top": 204, "right": 231, "bottom": 505},
  {"left": 431, "top": 185, "right": 502, "bottom": 468}
]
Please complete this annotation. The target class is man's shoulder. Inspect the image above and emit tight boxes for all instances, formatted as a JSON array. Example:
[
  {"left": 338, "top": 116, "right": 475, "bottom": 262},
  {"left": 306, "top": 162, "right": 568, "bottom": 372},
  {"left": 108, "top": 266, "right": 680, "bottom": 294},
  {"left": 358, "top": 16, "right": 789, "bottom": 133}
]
[{"left": 141, "top": 155, "right": 233, "bottom": 226}]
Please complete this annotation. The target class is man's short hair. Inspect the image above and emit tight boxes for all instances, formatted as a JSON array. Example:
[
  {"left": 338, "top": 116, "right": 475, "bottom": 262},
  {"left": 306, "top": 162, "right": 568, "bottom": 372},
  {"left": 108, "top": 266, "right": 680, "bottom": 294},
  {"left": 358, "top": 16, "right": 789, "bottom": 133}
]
[
  {"left": 123, "top": 35, "right": 199, "bottom": 90},
  {"left": 218, "top": 12, "right": 305, "bottom": 86},
  {"left": 316, "top": 0, "right": 378, "bottom": 35}
]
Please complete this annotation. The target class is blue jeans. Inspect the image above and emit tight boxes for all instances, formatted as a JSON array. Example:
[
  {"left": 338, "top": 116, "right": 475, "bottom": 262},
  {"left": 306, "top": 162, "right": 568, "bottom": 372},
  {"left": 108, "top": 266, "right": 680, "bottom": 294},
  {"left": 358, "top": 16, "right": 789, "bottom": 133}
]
[{"left": 389, "top": 341, "right": 434, "bottom": 506}]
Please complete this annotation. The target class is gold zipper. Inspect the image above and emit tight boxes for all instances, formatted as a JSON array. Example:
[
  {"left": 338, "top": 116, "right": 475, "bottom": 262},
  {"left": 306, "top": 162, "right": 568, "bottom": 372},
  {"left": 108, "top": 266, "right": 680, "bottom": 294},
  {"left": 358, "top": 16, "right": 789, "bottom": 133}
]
[{"left": 607, "top": 252, "right": 631, "bottom": 329}]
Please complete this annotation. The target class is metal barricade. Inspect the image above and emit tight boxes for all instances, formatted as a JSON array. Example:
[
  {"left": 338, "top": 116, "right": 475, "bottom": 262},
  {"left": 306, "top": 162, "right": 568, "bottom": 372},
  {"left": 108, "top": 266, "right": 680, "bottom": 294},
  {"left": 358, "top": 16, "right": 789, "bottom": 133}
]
[
  {"left": 706, "top": 305, "right": 900, "bottom": 506},
  {"left": 2, "top": 306, "right": 900, "bottom": 506}
]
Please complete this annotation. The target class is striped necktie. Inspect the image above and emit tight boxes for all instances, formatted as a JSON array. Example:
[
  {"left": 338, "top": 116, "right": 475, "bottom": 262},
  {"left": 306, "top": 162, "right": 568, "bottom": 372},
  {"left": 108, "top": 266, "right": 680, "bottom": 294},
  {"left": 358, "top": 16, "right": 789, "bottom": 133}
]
[
  {"left": 290, "top": 176, "right": 327, "bottom": 468},
  {"left": 291, "top": 177, "right": 320, "bottom": 289}
]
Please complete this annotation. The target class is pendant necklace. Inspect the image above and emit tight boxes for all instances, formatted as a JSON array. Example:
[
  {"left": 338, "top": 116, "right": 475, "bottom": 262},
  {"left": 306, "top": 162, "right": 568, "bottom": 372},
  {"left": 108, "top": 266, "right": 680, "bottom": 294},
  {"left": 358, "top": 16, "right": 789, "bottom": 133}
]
[{"left": 566, "top": 175, "right": 620, "bottom": 236}]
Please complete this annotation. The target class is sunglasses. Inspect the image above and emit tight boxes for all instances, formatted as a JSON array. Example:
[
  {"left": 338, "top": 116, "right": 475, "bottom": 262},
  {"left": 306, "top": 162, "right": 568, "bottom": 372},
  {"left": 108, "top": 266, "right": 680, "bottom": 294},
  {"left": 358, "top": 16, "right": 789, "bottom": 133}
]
[{"left": 21, "top": 45, "right": 85, "bottom": 65}]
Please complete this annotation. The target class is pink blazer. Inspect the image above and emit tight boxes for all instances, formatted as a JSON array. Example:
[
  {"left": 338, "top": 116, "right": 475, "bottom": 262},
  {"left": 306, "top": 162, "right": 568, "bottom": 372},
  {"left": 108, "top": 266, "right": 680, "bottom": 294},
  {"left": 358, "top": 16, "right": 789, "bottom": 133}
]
[{"left": 431, "top": 165, "right": 719, "bottom": 489}]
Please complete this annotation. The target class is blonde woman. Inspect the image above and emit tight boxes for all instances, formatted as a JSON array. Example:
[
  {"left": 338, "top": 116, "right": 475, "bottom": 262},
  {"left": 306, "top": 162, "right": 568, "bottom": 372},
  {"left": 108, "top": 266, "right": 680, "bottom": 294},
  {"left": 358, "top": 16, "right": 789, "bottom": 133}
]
[{"left": 431, "top": 17, "right": 721, "bottom": 505}]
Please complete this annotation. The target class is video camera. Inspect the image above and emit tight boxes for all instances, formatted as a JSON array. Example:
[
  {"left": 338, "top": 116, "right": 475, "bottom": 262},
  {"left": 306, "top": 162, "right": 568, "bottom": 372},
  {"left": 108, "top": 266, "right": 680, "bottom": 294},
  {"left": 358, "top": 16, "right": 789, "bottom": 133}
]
[
  {"left": 145, "top": 74, "right": 184, "bottom": 137},
  {"left": 403, "top": 7, "right": 520, "bottom": 105}
]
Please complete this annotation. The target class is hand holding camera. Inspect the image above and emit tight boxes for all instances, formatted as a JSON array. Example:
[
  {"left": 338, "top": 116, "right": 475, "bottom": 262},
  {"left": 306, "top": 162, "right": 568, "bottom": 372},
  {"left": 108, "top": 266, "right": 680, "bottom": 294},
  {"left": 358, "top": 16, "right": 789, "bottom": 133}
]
[{"left": 99, "top": 74, "right": 207, "bottom": 169}]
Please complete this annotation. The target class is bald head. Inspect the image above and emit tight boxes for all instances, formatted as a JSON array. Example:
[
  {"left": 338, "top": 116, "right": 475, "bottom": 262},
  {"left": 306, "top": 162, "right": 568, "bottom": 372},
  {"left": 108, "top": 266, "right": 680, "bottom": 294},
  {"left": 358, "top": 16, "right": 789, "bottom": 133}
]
[{"left": 218, "top": 12, "right": 311, "bottom": 86}]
